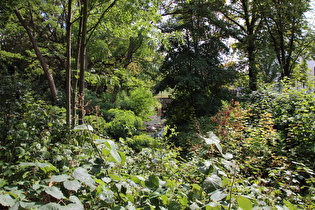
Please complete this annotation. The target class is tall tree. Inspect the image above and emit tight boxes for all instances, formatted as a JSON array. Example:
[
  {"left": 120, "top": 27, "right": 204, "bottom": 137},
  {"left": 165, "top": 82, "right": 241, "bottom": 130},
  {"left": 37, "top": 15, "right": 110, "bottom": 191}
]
[
  {"left": 66, "top": 0, "right": 73, "bottom": 126},
  {"left": 220, "top": 0, "right": 264, "bottom": 91},
  {"left": 156, "top": 0, "right": 235, "bottom": 134},
  {"left": 261, "top": 0, "right": 310, "bottom": 78},
  {"left": 13, "top": 6, "right": 58, "bottom": 102},
  {"left": 78, "top": 0, "right": 89, "bottom": 125}
]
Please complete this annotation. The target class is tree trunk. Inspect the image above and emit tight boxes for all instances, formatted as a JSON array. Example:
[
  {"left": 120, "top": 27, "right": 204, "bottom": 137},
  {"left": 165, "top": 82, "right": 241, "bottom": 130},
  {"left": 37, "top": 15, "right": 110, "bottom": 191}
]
[
  {"left": 247, "top": 42, "right": 257, "bottom": 91},
  {"left": 66, "top": 0, "right": 73, "bottom": 127},
  {"left": 78, "top": 0, "right": 88, "bottom": 125},
  {"left": 14, "top": 7, "right": 58, "bottom": 102}
]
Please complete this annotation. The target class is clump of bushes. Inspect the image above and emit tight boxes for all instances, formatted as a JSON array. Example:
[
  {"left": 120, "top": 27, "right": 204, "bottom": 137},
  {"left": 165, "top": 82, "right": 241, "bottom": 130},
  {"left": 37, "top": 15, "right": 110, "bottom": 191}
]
[
  {"left": 105, "top": 108, "right": 144, "bottom": 140},
  {"left": 125, "top": 134, "right": 160, "bottom": 152}
]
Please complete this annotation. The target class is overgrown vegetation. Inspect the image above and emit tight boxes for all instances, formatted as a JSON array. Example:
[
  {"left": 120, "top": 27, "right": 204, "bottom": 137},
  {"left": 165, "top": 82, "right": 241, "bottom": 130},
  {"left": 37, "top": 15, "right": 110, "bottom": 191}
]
[
  {"left": 1, "top": 0, "right": 315, "bottom": 209},
  {"left": 1, "top": 78, "right": 315, "bottom": 209}
]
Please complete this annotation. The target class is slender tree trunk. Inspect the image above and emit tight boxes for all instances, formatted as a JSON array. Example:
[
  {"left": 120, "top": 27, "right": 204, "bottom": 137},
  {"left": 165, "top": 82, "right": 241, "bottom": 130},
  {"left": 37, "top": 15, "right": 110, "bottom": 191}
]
[
  {"left": 78, "top": 0, "right": 88, "bottom": 125},
  {"left": 66, "top": 0, "right": 73, "bottom": 127},
  {"left": 247, "top": 42, "right": 257, "bottom": 91},
  {"left": 71, "top": 0, "right": 83, "bottom": 127},
  {"left": 14, "top": 7, "right": 58, "bottom": 102}
]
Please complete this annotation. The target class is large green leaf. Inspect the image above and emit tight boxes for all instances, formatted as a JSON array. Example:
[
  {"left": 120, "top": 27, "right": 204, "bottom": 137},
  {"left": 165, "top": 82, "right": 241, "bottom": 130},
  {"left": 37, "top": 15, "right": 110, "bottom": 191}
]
[
  {"left": 19, "top": 162, "right": 56, "bottom": 173},
  {"left": 60, "top": 203, "right": 84, "bottom": 210},
  {"left": 19, "top": 201, "right": 38, "bottom": 209},
  {"left": 99, "top": 188, "right": 115, "bottom": 203},
  {"left": 203, "top": 174, "right": 222, "bottom": 193},
  {"left": 38, "top": 203, "right": 62, "bottom": 210},
  {"left": 0, "top": 178, "right": 8, "bottom": 188},
  {"left": 61, "top": 196, "right": 84, "bottom": 210},
  {"left": 203, "top": 132, "right": 222, "bottom": 154},
  {"left": 210, "top": 190, "right": 227, "bottom": 202},
  {"left": 237, "top": 196, "right": 252, "bottom": 210},
  {"left": 145, "top": 174, "right": 160, "bottom": 191},
  {"left": 72, "top": 167, "right": 95, "bottom": 189},
  {"left": 49, "top": 174, "right": 71, "bottom": 182},
  {"left": 104, "top": 140, "right": 122, "bottom": 163},
  {"left": 45, "top": 186, "right": 65, "bottom": 200},
  {"left": 69, "top": 195, "right": 83, "bottom": 205},
  {"left": 0, "top": 194, "right": 15, "bottom": 207},
  {"left": 63, "top": 180, "right": 81, "bottom": 192}
]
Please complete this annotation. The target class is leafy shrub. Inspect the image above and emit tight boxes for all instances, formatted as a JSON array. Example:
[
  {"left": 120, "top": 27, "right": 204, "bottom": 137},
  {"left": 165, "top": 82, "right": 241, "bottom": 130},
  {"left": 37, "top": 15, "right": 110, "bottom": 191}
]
[
  {"left": 116, "top": 87, "right": 158, "bottom": 120},
  {"left": 211, "top": 99, "right": 315, "bottom": 207},
  {"left": 105, "top": 108, "right": 144, "bottom": 140},
  {"left": 0, "top": 120, "right": 314, "bottom": 209},
  {"left": 248, "top": 83, "right": 315, "bottom": 163},
  {"left": 125, "top": 134, "right": 160, "bottom": 152},
  {"left": 0, "top": 97, "right": 67, "bottom": 163},
  {"left": 84, "top": 89, "right": 115, "bottom": 116},
  {"left": 84, "top": 115, "right": 107, "bottom": 137}
]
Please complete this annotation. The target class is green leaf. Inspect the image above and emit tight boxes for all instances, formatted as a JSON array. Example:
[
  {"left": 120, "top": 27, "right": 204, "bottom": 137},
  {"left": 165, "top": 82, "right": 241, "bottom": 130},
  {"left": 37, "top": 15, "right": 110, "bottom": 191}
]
[
  {"left": 36, "top": 163, "right": 57, "bottom": 173},
  {"left": 203, "top": 132, "right": 222, "bottom": 154},
  {"left": 283, "top": 200, "right": 298, "bottom": 210},
  {"left": 130, "top": 175, "right": 145, "bottom": 186},
  {"left": 19, "top": 162, "right": 57, "bottom": 173},
  {"left": 205, "top": 203, "right": 221, "bottom": 210},
  {"left": 69, "top": 195, "right": 83, "bottom": 205},
  {"left": 145, "top": 174, "right": 160, "bottom": 190},
  {"left": 45, "top": 186, "right": 65, "bottom": 199},
  {"left": 160, "top": 194, "right": 169, "bottom": 205},
  {"left": 72, "top": 167, "right": 95, "bottom": 189},
  {"left": 178, "top": 193, "right": 188, "bottom": 206},
  {"left": 237, "top": 196, "right": 252, "bottom": 210},
  {"left": 210, "top": 190, "right": 227, "bottom": 202},
  {"left": 19, "top": 201, "right": 38, "bottom": 209},
  {"left": 105, "top": 140, "right": 122, "bottom": 163},
  {"left": 10, "top": 201, "right": 20, "bottom": 210},
  {"left": 66, "top": 196, "right": 84, "bottom": 210},
  {"left": 49, "top": 174, "right": 71, "bottom": 182},
  {"left": 60, "top": 203, "right": 84, "bottom": 210},
  {"left": 189, "top": 202, "right": 200, "bottom": 210},
  {"left": 168, "top": 201, "right": 181, "bottom": 210},
  {"left": 0, "top": 178, "right": 8, "bottom": 188},
  {"left": 38, "top": 203, "right": 62, "bottom": 210},
  {"left": 203, "top": 174, "right": 222, "bottom": 193},
  {"left": 19, "top": 162, "right": 36, "bottom": 167},
  {"left": 102, "top": 148, "right": 111, "bottom": 156},
  {"left": 99, "top": 188, "right": 115, "bottom": 203},
  {"left": 109, "top": 174, "right": 121, "bottom": 181},
  {"left": 119, "top": 151, "right": 126, "bottom": 165},
  {"left": 63, "top": 180, "right": 81, "bottom": 192},
  {"left": 0, "top": 194, "right": 15, "bottom": 207}
]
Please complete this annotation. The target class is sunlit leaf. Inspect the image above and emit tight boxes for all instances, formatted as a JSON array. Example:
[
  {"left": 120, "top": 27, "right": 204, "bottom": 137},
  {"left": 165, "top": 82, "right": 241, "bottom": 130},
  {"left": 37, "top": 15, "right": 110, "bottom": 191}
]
[
  {"left": 38, "top": 203, "right": 62, "bottom": 210},
  {"left": 237, "top": 196, "right": 252, "bottom": 210},
  {"left": 0, "top": 194, "right": 15, "bottom": 207},
  {"left": 63, "top": 180, "right": 81, "bottom": 192},
  {"left": 49, "top": 174, "right": 71, "bottom": 182},
  {"left": 72, "top": 167, "right": 95, "bottom": 189},
  {"left": 203, "top": 174, "right": 222, "bottom": 193},
  {"left": 45, "top": 186, "right": 65, "bottom": 199},
  {"left": 203, "top": 132, "right": 223, "bottom": 154},
  {"left": 145, "top": 174, "right": 160, "bottom": 190},
  {"left": 67, "top": 196, "right": 84, "bottom": 210},
  {"left": 210, "top": 190, "right": 227, "bottom": 202}
]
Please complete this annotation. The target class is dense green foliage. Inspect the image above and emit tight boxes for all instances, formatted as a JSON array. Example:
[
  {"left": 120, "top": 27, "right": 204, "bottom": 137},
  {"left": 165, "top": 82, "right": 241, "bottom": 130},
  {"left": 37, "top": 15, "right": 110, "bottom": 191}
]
[
  {"left": 0, "top": 98, "right": 314, "bottom": 209},
  {"left": 1, "top": 0, "right": 315, "bottom": 209},
  {"left": 155, "top": 0, "right": 236, "bottom": 151}
]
